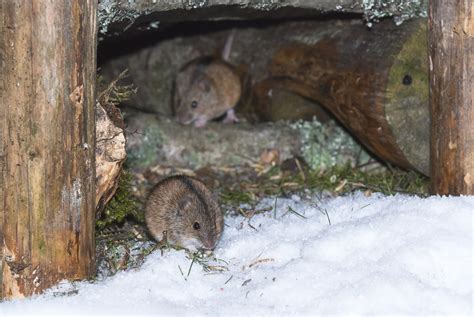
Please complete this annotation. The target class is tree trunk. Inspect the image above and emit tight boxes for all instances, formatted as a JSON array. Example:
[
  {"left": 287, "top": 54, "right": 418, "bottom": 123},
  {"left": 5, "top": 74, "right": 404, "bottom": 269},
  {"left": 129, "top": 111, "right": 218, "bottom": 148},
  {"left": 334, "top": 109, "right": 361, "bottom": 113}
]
[
  {"left": 1, "top": 1, "right": 97, "bottom": 298},
  {"left": 429, "top": 0, "right": 474, "bottom": 195}
]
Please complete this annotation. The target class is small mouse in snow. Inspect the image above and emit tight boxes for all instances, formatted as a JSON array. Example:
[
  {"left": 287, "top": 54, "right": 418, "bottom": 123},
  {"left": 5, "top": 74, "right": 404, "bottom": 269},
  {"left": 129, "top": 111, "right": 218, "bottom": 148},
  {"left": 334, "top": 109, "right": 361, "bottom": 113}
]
[
  {"left": 173, "top": 29, "right": 241, "bottom": 127},
  {"left": 145, "top": 175, "right": 224, "bottom": 251}
]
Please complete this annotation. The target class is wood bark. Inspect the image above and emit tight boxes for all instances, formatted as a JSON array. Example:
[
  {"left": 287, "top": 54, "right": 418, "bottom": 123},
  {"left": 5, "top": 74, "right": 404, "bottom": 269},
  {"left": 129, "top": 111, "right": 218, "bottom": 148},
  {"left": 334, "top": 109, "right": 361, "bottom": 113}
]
[
  {"left": 429, "top": 0, "right": 474, "bottom": 195},
  {"left": 1, "top": 1, "right": 97, "bottom": 298}
]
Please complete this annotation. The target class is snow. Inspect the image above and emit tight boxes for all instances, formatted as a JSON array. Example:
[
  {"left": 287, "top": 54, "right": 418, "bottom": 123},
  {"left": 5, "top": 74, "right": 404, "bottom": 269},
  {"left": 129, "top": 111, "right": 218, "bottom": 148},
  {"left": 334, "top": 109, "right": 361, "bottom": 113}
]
[{"left": 1, "top": 193, "right": 473, "bottom": 316}]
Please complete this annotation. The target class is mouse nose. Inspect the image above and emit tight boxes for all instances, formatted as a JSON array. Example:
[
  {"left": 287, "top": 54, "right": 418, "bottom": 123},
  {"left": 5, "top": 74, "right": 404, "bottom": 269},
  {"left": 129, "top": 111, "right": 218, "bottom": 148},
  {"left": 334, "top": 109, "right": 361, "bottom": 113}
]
[
  {"left": 200, "top": 239, "right": 215, "bottom": 251},
  {"left": 178, "top": 112, "right": 194, "bottom": 125}
]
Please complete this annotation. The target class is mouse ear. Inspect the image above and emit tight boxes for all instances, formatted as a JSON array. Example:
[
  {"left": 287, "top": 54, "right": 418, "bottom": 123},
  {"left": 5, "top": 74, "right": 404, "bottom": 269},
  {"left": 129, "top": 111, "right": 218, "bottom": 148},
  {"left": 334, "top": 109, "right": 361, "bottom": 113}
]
[{"left": 177, "top": 195, "right": 192, "bottom": 216}]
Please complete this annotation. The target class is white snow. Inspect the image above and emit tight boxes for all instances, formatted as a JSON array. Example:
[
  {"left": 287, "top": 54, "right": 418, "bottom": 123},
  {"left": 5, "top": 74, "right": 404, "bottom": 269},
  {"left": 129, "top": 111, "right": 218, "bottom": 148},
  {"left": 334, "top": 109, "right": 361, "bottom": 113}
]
[{"left": 1, "top": 193, "right": 473, "bottom": 316}]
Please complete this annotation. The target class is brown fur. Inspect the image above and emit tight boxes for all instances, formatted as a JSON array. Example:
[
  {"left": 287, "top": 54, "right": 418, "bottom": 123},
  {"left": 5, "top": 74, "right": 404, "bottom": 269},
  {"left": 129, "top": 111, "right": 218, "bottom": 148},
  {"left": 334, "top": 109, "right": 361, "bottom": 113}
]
[
  {"left": 145, "top": 175, "right": 224, "bottom": 250},
  {"left": 173, "top": 58, "right": 241, "bottom": 126}
]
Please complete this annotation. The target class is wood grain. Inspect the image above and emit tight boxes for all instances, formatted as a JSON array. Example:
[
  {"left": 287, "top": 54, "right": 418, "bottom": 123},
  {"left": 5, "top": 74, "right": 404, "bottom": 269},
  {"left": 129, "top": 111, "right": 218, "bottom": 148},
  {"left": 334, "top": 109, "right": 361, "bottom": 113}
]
[
  {"left": 269, "top": 20, "right": 428, "bottom": 172},
  {"left": 1, "top": 1, "right": 97, "bottom": 298},
  {"left": 429, "top": 0, "right": 474, "bottom": 194}
]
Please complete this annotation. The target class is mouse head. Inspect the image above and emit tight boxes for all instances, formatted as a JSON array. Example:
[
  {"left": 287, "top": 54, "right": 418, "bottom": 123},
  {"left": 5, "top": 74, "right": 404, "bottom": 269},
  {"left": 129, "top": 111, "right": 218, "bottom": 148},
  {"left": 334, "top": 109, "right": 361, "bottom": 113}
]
[
  {"left": 171, "top": 192, "right": 222, "bottom": 251},
  {"left": 174, "top": 69, "right": 218, "bottom": 126}
]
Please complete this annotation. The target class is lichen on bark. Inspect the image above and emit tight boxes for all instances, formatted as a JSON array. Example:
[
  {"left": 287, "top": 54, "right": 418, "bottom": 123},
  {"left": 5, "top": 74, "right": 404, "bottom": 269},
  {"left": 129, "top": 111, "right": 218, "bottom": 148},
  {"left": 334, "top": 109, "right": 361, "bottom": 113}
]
[{"left": 361, "top": 0, "right": 427, "bottom": 26}]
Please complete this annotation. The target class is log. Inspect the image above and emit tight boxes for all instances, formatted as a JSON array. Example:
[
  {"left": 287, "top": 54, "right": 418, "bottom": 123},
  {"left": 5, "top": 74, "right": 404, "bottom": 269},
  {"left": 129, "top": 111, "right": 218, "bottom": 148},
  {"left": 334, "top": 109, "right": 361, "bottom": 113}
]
[
  {"left": 125, "top": 114, "right": 302, "bottom": 170},
  {"left": 429, "top": 0, "right": 474, "bottom": 195},
  {"left": 124, "top": 110, "right": 376, "bottom": 175},
  {"left": 100, "top": 19, "right": 430, "bottom": 174},
  {"left": 98, "top": 0, "right": 361, "bottom": 35},
  {"left": 1, "top": 1, "right": 97, "bottom": 298},
  {"left": 252, "top": 79, "right": 332, "bottom": 123},
  {"left": 97, "top": 0, "right": 428, "bottom": 37},
  {"left": 268, "top": 19, "right": 429, "bottom": 174}
]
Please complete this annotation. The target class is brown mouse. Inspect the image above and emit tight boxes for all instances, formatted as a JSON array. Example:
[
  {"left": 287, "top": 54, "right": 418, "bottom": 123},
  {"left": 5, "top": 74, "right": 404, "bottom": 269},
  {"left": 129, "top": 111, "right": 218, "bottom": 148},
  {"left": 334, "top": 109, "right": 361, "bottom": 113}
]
[
  {"left": 145, "top": 175, "right": 224, "bottom": 251},
  {"left": 173, "top": 30, "right": 241, "bottom": 127}
]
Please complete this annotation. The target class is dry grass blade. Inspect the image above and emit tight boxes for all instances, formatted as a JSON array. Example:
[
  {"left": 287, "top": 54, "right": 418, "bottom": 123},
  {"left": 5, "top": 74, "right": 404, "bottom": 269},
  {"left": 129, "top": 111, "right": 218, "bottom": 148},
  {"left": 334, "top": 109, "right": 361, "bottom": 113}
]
[
  {"left": 286, "top": 206, "right": 307, "bottom": 219},
  {"left": 248, "top": 258, "right": 275, "bottom": 268}
]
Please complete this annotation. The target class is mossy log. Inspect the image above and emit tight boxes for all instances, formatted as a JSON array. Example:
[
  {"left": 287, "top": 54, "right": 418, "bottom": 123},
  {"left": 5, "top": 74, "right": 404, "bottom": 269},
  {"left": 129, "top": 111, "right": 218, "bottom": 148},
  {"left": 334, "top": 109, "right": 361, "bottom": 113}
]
[{"left": 125, "top": 114, "right": 302, "bottom": 170}]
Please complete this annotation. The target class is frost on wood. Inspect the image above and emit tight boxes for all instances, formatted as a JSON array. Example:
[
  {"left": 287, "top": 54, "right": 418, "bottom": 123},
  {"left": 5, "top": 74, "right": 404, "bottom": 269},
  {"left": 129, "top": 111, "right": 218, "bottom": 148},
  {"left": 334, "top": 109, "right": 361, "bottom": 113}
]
[
  {"left": 97, "top": 0, "right": 428, "bottom": 36},
  {"left": 98, "top": 0, "right": 141, "bottom": 34},
  {"left": 362, "top": 0, "right": 427, "bottom": 26}
]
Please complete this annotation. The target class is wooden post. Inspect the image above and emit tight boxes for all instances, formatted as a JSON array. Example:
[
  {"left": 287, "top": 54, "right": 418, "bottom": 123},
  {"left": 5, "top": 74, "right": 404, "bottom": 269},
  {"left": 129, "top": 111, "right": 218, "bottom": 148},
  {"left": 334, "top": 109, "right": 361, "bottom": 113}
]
[
  {"left": 1, "top": 1, "right": 97, "bottom": 298},
  {"left": 429, "top": 0, "right": 474, "bottom": 195}
]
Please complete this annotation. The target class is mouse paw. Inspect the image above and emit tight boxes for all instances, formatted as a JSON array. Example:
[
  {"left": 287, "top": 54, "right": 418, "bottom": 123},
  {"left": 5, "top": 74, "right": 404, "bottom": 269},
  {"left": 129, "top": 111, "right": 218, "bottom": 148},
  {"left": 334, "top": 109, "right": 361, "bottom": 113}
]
[{"left": 223, "top": 108, "right": 239, "bottom": 124}]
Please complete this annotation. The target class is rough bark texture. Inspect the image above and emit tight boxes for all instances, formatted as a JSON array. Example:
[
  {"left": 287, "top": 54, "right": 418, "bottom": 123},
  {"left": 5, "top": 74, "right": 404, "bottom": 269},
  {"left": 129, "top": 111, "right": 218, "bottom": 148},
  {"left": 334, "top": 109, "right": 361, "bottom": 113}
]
[
  {"left": 429, "top": 0, "right": 474, "bottom": 195},
  {"left": 101, "top": 19, "right": 429, "bottom": 174},
  {"left": 0, "top": 1, "right": 4, "bottom": 298},
  {"left": 1, "top": 1, "right": 97, "bottom": 298}
]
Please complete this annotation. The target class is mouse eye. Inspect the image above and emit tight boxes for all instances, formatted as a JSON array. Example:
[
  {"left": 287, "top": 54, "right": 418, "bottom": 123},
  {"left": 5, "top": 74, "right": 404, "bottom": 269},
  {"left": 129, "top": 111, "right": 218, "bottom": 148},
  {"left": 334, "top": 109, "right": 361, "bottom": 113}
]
[
  {"left": 193, "top": 222, "right": 200, "bottom": 230},
  {"left": 191, "top": 101, "right": 198, "bottom": 108}
]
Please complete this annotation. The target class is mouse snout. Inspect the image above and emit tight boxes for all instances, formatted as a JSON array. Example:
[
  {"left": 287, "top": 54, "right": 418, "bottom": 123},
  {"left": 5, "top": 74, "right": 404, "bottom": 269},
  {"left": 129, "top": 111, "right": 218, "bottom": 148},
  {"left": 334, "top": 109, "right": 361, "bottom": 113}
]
[
  {"left": 177, "top": 112, "right": 194, "bottom": 125},
  {"left": 200, "top": 238, "right": 216, "bottom": 251}
]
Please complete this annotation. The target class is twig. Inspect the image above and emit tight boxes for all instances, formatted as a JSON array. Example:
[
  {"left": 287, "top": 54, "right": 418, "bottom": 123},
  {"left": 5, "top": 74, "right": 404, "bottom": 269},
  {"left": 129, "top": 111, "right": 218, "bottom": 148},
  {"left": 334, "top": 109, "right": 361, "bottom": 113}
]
[
  {"left": 248, "top": 258, "right": 274, "bottom": 268},
  {"left": 224, "top": 275, "right": 233, "bottom": 285},
  {"left": 187, "top": 255, "right": 196, "bottom": 278},
  {"left": 273, "top": 196, "right": 278, "bottom": 219},
  {"left": 286, "top": 206, "right": 307, "bottom": 219},
  {"left": 312, "top": 196, "right": 331, "bottom": 225},
  {"left": 295, "top": 157, "right": 306, "bottom": 181},
  {"left": 178, "top": 265, "right": 185, "bottom": 279},
  {"left": 242, "top": 279, "right": 252, "bottom": 286}
]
